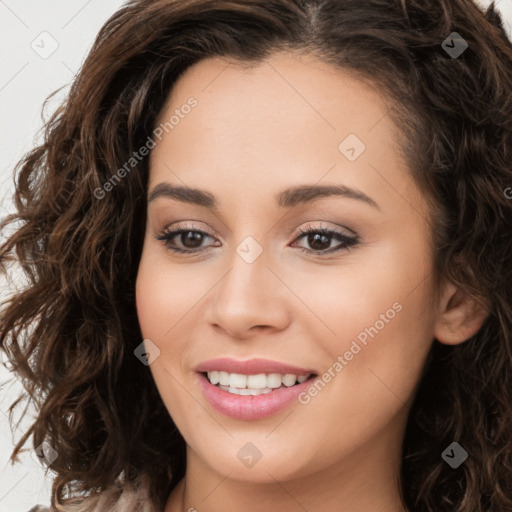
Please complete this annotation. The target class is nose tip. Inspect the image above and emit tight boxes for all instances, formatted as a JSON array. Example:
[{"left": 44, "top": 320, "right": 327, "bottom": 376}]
[{"left": 204, "top": 263, "right": 291, "bottom": 340}]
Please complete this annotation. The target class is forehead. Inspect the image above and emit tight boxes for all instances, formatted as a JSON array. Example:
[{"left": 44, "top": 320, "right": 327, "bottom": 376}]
[
  {"left": 152, "top": 51, "right": 390, "bottom": 157},
  {"left": 148, "top": 51, "right": 425, "bottom": 219}
]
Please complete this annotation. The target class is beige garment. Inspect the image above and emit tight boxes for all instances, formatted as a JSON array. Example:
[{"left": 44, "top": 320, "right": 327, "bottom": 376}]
[{"left": 27, "top": 475, "right": 162, "bottom": 512}]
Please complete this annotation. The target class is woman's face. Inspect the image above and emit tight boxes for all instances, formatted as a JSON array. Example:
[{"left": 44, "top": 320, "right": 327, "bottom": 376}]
[{"left": 136, "top": 52, "right": 442, "bottom": 485}]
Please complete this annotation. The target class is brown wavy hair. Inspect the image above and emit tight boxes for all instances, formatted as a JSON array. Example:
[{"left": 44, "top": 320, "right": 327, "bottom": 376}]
[{"left": 1, "top": 0, "right": 512, "bottom": 510}]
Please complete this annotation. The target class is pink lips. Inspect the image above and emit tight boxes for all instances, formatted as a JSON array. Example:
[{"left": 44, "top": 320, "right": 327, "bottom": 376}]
[
  {"left": 195, "top": 357, "right": 315, "bottom": 376},
  {"left": 195, "top": 358, "right": 317, "bottom": 420}
]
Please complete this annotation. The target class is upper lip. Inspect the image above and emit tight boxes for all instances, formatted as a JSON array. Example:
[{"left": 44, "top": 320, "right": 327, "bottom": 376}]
[{"left": 195, "top": 358, "right": 316, "bottom": 376}]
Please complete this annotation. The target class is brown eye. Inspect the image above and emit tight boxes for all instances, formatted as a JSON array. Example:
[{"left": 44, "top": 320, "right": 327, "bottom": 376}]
[
  {"left": 291, "top": 226, "right": 359, "bottom": 254},
  {"left": 176, "top": 230, "right": 206, "bottom": 249},
  {"left": 156, "top": 228, "right": 216, "bottom": 253}
]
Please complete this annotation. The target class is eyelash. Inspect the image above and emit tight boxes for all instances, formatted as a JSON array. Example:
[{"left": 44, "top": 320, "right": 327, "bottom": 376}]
[{"left": 156, "top": 222, "right": 359, "bottom": 256}]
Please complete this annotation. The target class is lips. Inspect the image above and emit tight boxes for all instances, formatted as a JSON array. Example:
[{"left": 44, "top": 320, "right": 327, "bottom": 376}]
[
  {"left": 195, "top": 358, "right": 318, "bottom": 420},
  {"left": 195, "top": 357, "right": 316, "bottom": 375}
]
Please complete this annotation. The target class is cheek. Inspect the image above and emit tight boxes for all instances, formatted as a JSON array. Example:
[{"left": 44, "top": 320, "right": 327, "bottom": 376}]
[
  {"left": 292, "top": 235, "right": 433, "bottom": 346},
  {"left": 135, "top": 247, "right": 192, "bottom": 340},
  {"left": 135, "top": 258, "right": 164, "bottom": 339},
  {"left": 300, "top": 231, "right": 435, "bottom": 403},
  {"left": 135, "top": 254, "right": 195, "bottom": 427},
  {"left": 134, "top": 250, "right": 186, "bottom": 391}
]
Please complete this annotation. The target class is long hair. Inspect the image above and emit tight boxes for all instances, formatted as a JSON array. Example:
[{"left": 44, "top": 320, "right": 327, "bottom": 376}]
[{"left": 1, "top": 1, "right": 511, "bottom": 510}]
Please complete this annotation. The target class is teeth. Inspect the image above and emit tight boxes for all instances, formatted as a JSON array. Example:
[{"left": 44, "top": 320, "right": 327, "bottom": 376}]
[
  {"left": 247, "top": 374, "right": 267, "bottom": 388},
  {"left": 218, "top": 371, "right": 230, "bottom": 386},
  {"left": 219, "top": 385, "right": 273, "bottom": 396},
  {"left": 282, "top": 374, "right": 298, "bottom": 387},
  {"left": 206, "top": 371, "right": 311, "bottom": 389},
  {"left": 266, "top": 373, "right": 283, "bottom": 388},
  {"left": 229, "top": 373, "right": 247, "bottom": 388}
]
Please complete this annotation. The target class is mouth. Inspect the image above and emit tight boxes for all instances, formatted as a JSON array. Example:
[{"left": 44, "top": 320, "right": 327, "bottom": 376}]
[
  {"left": 195, "top": 359, "right": 319, "bottom": 420},
  {"left": 195, "top": 357, "right": 319, "bottom": 420},
  {"left": 202, "top": 370, "right": 317, "bottom": 396}
]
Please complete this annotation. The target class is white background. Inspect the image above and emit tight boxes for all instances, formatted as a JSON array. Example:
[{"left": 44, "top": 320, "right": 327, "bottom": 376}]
[{"left": 0, "top": 0, "right": 511, "bottom": 510}]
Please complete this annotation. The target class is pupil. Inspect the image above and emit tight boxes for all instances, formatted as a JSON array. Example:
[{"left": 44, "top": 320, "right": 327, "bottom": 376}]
[
  {"left": 309, "top": 233, "right": 329, "bottom": 250},
  {"left": 182, "top": 231, "right": 202, "bottom": 248}
]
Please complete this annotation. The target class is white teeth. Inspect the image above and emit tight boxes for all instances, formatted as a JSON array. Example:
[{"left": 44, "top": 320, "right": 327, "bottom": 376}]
[
  {"left": 219, "top": 385, "right": 273, "bottom": 395},
  {"left": 266, "top": 373, "right": 283, "bottom": 389},
  {"left": 229, "top": 373, "right": 247, "bottom": 388},
  {"left": 218, "top": 371, "right": 230, "bottom": 386},
  {"left": 247, "top": 373, "right": 267, "bottom": 389},
  {"left": 206, "top": 371, "right": 312, "bottom": 390},
  {"left": 282, "top": 374, "right": 298, "bottom": 387}
]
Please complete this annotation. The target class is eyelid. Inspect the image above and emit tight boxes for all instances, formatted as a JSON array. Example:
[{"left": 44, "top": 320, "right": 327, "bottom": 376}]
[
  {"left": 158, "top": 221, "right": 218, "bottom": 238},
  {"left": 295, "top": 222, "right": 357, "bottom": 238}
]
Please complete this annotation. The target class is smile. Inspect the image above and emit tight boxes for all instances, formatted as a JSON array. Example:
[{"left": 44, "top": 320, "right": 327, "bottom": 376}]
[
  {"left": 206, "top": 371, "right": 311, "bottom": 395},
  {"left": 195, "top": 358, "right": 318, "bottom": 420}
]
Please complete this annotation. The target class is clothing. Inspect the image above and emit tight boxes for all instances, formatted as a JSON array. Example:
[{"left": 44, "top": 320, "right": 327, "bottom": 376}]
[{"left": 26, "top": 475, "right": 161, "bottom": 512}]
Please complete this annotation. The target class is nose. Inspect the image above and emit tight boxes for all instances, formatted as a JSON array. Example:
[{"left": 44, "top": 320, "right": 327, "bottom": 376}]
[{"left": 203, "top": 252, "right": 291, "bottom": 340}]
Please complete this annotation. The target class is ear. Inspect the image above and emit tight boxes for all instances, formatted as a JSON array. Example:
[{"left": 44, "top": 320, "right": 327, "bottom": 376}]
[{"left": 434, "top": 280, "right": 491, "bottom": 346}]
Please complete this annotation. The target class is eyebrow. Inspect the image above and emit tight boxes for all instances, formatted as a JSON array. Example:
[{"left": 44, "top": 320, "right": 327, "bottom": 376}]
[{"left": 148, "top": 182, "right": 380, "bottom": 211}]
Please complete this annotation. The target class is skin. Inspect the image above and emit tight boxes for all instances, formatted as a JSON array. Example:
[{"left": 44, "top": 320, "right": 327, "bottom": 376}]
[{"left": 135, "top": 51, "right": 488, "bottom": 512}]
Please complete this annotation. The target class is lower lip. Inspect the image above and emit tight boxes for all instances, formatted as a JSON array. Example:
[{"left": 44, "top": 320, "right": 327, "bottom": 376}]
[{"left": 197, "top": 372, "right": 317, "bottom": 420}]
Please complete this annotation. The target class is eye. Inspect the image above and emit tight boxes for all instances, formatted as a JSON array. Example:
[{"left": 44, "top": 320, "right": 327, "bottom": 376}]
[
  {"left": 155, "top": 222, "right": 218, "bottom": 254},
  {"left": 291, "top": 224, "right": 359, "bottom": 254},
  {"left": 155, "top": 222, "right": 359, "bottom": 255}
]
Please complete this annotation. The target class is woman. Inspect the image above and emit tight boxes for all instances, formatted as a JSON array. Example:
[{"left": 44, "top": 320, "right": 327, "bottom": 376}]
[{"left": 1, "top": 0, "right": 511, "bottom": 511}]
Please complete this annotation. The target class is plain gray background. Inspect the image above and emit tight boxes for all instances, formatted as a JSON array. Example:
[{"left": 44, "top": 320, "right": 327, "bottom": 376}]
[{"left": 0, "top": 0, "right": 511, "bottom": 510}]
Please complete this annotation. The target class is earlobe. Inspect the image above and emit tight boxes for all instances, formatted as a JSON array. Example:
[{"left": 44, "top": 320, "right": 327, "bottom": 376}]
[{"left": 434, "top": 282, "right": 490, "bottom": 346}]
